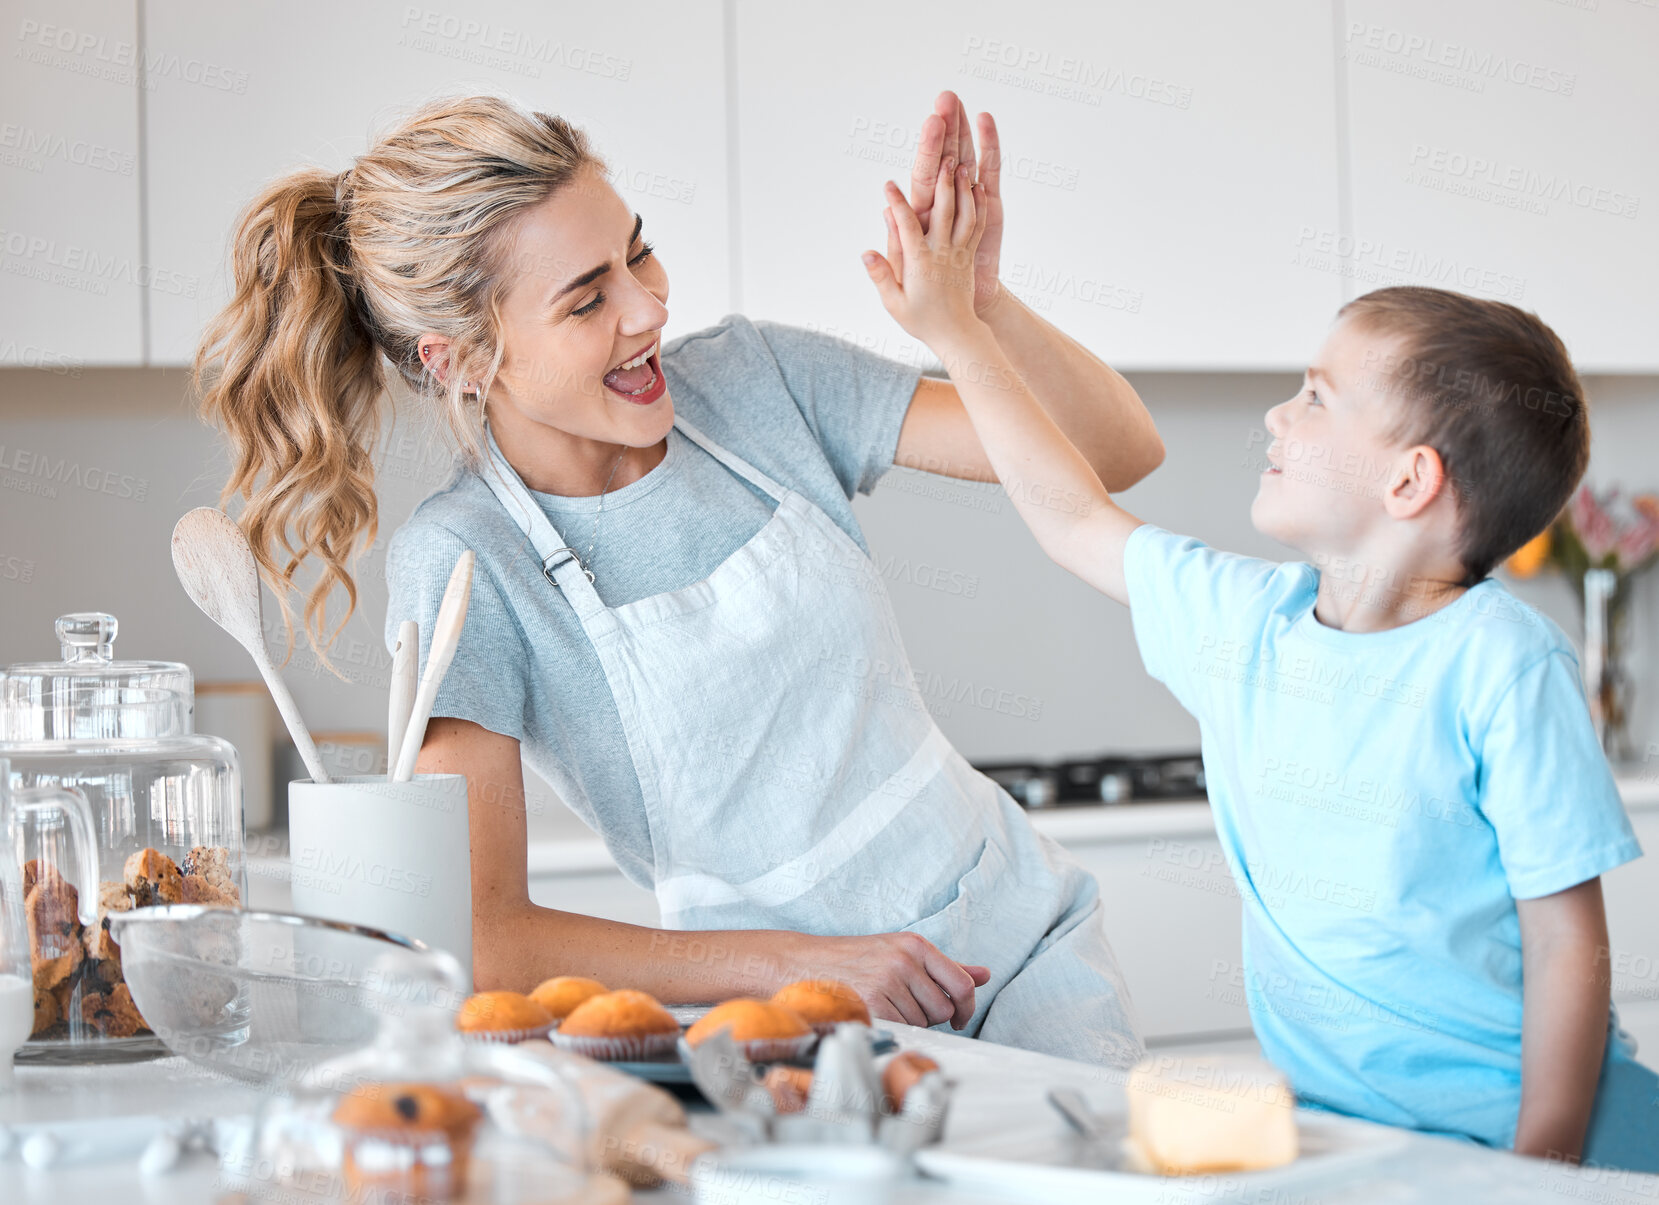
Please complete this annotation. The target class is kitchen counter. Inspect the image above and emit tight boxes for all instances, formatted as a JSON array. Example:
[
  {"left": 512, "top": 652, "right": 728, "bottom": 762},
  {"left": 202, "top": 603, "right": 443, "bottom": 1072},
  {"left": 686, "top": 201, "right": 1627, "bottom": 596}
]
[
  {"left": 5, "top": 1023, "right": 1657, "bottom": 1203},
  {"left": 8, "top": 775, "right": 1657, "bottom": 1200}
]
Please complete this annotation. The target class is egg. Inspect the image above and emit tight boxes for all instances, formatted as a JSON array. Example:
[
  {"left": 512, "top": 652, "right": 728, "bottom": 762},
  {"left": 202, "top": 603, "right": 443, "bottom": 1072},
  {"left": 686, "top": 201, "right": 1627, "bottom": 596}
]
[{"left": 881, "top": 1050, "right": 940, "bottom": 1115}]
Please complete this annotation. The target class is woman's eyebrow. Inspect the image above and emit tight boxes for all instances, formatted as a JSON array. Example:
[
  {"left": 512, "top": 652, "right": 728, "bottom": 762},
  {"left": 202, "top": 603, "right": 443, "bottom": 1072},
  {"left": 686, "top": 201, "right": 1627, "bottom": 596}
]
[{"left": 549, "top": 213, "right": 644, "bottom": 304}]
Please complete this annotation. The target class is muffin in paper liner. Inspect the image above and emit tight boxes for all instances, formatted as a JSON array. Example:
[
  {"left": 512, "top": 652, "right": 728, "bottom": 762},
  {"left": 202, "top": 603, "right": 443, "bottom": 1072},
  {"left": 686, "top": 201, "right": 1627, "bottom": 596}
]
[
  {"left": 770, "top": 979, "right": 872, "bottom": 1036},
  {"left": 551, "top": 1029, "right": 680, "bottom": 1061},
  {"left": 455, "top": 990, "right": 555, "bottom": 1045},
  {"left": 679, "top": 1031, "right": 818, "bottom": 1065},
  {"left": 459, "top": 1021, "right": 555, "bottom": 1045}
]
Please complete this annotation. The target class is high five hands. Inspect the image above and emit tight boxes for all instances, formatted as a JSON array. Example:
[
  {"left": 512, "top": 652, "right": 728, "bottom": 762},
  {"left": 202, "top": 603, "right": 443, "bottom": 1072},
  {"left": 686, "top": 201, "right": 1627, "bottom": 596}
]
[
  {"left": 904, "top": 91, "right": 1005, "bottom": 316},
  {"left": 863, "top": 150, "right": 987, "bottom": 350}
]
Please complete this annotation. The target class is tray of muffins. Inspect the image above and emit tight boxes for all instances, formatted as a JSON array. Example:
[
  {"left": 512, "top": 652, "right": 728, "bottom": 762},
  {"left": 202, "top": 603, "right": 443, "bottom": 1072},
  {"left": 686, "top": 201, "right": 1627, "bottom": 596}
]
[{"left": 455, "top": 976, "right": 895, "bottom": 1088}]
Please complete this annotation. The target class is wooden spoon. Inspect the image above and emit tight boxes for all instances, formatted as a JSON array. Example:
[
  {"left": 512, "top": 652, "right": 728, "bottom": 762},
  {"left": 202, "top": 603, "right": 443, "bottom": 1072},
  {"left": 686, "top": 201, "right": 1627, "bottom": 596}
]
[
  {"left": 170, "top": 507, "right": 330, "bottom": 784},
  {"left": 386, "top": 619, "right": 418, "bottom": 772},
  {"left": 390, "top": 550, "right": 473, "bottom": 782}
]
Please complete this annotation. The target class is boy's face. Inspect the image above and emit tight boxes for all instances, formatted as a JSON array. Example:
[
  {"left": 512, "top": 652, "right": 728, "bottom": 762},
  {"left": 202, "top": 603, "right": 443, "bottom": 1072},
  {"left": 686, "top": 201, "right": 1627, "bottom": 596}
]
[{"left": 1250, "top": 318, "right": 1412, "bottom": 558}]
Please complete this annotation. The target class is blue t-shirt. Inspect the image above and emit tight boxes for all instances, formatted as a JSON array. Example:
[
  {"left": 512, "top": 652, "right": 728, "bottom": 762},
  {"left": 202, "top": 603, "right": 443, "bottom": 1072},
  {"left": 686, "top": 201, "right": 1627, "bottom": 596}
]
[
  {"left": 383, "top": 315, "right": 919, "bottom": 887},
  {"left": 1124, "top": 523, "right": 1643, "bottom": 1149}
]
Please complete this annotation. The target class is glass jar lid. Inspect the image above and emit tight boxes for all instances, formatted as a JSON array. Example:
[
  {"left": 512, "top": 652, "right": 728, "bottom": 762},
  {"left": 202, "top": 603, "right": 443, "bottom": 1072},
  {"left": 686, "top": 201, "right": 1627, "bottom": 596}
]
[{"left": 0, "top": 612, "right": 194, "bottom": 741}]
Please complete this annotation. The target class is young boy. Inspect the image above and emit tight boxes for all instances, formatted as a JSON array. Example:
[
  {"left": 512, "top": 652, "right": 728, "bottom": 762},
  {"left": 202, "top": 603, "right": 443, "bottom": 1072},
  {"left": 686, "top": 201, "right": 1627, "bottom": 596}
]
[{"left": 863, "top": 158, "right": 1656, "bottom": 1170}]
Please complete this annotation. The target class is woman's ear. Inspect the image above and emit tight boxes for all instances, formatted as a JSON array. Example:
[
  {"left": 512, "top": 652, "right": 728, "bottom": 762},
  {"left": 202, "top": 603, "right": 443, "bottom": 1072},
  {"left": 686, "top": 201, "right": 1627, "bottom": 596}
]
[
  {"left": 417, "top": 334, "right": 455, "bottom": 385},
  {"left": 1384, "top": 444, "right": 1449, "bottom": 520}
]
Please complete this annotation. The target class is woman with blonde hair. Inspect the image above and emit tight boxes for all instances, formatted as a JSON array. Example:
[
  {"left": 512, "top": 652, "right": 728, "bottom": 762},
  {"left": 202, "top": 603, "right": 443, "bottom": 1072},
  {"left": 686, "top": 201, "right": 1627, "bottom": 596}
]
[{"left": 197, "top": 89, "right": 1163, "bottom": 1065}]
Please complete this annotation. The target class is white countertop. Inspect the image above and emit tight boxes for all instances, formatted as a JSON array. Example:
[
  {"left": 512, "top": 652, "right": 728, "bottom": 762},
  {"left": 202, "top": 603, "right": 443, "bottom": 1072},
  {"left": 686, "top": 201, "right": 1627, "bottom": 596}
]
[{"left": 5, "top": 1024, "right": 1656, "bottom": 1203}]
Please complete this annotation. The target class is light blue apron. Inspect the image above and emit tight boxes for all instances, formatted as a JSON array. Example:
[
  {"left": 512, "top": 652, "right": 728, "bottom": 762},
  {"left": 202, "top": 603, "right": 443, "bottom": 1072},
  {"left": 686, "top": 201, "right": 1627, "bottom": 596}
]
[{"left": 479, "top": 414, "right": 1142, "bottom": 1066}]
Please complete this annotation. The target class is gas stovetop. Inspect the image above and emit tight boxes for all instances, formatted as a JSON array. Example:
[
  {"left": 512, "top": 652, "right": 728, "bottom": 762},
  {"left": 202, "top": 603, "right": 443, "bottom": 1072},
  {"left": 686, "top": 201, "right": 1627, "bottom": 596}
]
[{"left": 973, "top": 753, "right": 1206, "bottom": 809}]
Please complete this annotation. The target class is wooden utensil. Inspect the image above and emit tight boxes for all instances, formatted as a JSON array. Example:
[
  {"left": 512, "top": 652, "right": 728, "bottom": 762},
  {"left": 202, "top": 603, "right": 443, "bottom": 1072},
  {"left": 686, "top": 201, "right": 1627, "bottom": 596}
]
[
  {"left": 390, "top": 550, "right": 474, "bottom": 782},
  {"left": 170, "top": 507, "right": 330, "bottom": 785},
  {"left": 387, "top": 619, "right": 418, "bottom": 772}
]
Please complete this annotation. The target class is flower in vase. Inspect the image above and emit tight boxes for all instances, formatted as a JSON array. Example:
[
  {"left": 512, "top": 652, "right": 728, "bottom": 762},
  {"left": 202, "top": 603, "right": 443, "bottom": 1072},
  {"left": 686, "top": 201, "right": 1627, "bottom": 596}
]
[{"left": 1570, "top": 485, "right": 1619, "bottom": 562}]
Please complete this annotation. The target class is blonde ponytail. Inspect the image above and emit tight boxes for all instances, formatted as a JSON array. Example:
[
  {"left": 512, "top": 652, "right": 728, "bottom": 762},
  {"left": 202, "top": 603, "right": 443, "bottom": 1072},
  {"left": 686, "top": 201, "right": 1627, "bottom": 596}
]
[{"left": 194, "top": 95, "right": 602, "bottom": 667}]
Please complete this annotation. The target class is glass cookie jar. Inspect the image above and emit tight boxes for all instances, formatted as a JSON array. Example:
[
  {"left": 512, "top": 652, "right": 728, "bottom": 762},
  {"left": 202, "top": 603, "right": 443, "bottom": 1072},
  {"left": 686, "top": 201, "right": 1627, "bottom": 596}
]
[{"left": 0, "top": 612, "right": 245, "bottom": 1063}]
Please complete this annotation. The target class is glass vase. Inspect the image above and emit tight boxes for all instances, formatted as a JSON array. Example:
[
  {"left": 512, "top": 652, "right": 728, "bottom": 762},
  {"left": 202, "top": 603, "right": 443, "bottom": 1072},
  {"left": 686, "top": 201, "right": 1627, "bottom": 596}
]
[{"left": 1582, "top": 568, "right": 1634, "bottom": 763}]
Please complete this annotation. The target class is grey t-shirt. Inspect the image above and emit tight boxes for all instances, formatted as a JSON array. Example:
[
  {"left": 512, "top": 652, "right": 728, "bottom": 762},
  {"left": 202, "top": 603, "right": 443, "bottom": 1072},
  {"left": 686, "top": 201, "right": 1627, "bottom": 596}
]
[{"left": 384, "top": 314, "right": 921, "bottom": 887}]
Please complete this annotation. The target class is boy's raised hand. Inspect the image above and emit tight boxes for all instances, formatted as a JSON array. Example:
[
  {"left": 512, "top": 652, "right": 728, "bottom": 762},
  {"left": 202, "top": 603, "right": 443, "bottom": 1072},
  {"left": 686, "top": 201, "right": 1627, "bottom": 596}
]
[
  {"left": 863, "top": 159, "right": 988, "bottom": 351},
  {"left": 907, "top": 92, "right": 1004, "bottom": 316}
]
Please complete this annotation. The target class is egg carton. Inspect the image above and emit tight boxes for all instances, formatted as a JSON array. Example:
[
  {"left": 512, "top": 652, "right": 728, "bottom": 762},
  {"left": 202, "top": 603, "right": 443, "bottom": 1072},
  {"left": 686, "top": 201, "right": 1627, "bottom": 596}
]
[{"left": 683, "top": 1022, "right": 952, "bottom": 1155}]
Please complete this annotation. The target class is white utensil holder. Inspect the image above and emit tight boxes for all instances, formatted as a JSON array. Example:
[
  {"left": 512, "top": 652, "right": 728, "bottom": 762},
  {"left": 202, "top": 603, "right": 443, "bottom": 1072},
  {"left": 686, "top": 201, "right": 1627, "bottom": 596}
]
[{"left": 287, "top": 773, "right": 472, "bottom": 991}]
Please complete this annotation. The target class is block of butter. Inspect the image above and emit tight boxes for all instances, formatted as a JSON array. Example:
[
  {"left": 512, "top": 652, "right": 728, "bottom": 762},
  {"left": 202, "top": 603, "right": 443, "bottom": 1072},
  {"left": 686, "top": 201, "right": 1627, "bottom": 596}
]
[{"left": 1123, "top": 1054, "right": 1298, "bottom": 1176}]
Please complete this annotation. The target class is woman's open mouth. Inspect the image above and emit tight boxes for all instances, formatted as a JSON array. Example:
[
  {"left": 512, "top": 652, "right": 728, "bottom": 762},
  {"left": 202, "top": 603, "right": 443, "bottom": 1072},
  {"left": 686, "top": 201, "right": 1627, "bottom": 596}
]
[{"left": 603, "top": 340, "right": 666, "bottom": 405}]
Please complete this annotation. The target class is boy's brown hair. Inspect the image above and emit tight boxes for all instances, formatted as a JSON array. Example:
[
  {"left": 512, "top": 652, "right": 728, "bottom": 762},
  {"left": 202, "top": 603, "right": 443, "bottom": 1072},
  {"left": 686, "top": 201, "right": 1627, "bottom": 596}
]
[{"left": 1338, "top": 286, "right": 1589, "bottom": 585}]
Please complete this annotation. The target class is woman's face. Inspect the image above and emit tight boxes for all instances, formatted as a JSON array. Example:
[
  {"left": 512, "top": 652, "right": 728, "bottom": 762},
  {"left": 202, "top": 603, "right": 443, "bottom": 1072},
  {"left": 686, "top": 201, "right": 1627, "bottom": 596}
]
[{"left": 486, "top": 164, "right": 674, "bottom": 451}]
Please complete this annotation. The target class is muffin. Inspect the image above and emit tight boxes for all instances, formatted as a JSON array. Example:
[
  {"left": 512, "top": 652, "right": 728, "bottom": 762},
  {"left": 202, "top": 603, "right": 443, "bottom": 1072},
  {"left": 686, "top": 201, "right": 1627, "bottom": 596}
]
[
  {"left": 528, "top": 975, "right": 608, "bottom": 1021},
  {"left": 333, "top": 1081, "right": 483, "bottom": 1201},
  {"left": 684, "top": 999, "right": 815, "bottom": 1063},
  {"left": 554, "top": 989, "right": 680, "bottom": 1061},
  {"left": 455, "top": 991, "right": 554, "bottom": 1043},
  {"left": 770, "top": 979, "right": 871, "bottom": 1033}
]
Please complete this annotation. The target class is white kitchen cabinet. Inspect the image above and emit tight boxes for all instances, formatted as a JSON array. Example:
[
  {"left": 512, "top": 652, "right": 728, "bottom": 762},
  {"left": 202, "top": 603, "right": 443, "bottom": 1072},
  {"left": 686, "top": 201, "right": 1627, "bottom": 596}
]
[
  {"left": 1603, "top": 803, "right": 1659, "bottom": 1010},
  {"left": 140, "top": 0, "right": 732, "bottom": 366},
  {"left": 1341, "top": 0, "right": 1659, "bottom": 371},
  {"left": 0, "top": 0, "right": 144, "bottom": 365},
  {"left": 529, "top": 869, "right": 660, "bottom": 928},
  {"left": 731, "top": 0, "right": 1345, "bottom": 369},
  {"left": 1063, "top": 829, "right": 1251, "bottom": 1042}
]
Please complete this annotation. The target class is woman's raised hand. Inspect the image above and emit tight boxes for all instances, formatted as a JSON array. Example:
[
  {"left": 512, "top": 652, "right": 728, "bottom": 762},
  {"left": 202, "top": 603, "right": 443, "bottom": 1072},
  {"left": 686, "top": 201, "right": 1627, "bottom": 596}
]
[
  {"left": 908, "top": 92, "right": 1005, "bottom": 316},
  {"left": 798, "top": 930, "right": 992, "bottom": 1030},
  {"left": 863, "top": 157, "right": 989, "bottom": 352}
]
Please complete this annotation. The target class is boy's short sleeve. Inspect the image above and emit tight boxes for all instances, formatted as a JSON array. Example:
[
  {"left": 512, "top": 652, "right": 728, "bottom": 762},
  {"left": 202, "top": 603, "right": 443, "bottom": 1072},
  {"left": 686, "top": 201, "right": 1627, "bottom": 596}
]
[
  {"left": 384, "top": 522, "right": 529, "bottom": 743},
  {"left": 1123, "top": 524, "right": 1295, "bottom": 722},
  {"left": 1477, "top": 649, "right": 1641, "bottom": 899},
  {"left": 750, "top": 319, "right": 921, "bottom": 498}
]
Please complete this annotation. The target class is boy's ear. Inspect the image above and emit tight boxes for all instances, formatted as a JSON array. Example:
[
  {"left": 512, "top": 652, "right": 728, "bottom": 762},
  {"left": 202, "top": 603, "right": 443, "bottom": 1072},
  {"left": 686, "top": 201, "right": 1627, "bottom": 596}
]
[{"left": 1383, "top": 445, "right": 1449, "bottom": 521}]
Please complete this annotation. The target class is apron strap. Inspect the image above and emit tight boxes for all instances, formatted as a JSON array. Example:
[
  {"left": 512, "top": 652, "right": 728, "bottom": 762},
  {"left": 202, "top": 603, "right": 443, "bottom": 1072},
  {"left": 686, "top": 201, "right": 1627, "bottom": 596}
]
[
  {"left": 671, "top": 414, "right": 789, "bottom": 503},
  {"left": 476, "top": 413, "right": 790, "bottom": 617},
  {"left": 478, "top": 423, "right": 608, "bottom": 620}
]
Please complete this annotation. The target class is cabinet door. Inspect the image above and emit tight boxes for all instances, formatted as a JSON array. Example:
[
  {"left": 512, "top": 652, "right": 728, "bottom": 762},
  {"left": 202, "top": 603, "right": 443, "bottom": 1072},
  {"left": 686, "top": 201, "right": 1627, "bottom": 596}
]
[
  {"left": 1603, "top": 807, "right": 1659, "bottom": 1011},
  {"left": 732, "top": 0, "right": 1344, "bottom": 370},
  {"left": 0, "top": 0, "right": 144, "bottom": 365},
  {"left": 1342, "top": 0, "right": 1659, "bottom": 370},
  {"left": 1065, "top": 833, "right": 1252, "bottom": 1042},
  {"left": 142, "top": 0, "right": 731, "bottom": 365}
]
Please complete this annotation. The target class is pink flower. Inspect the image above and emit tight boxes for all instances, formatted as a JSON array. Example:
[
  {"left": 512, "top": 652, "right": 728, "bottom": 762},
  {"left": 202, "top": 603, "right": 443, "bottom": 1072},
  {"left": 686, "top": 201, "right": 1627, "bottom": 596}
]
[
  {"left": 1573, "top": 486, "right": 1618, "bottom": 561},
  {"left": 1616, "top": 524, "right": 1656, "bottom": 569}
]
